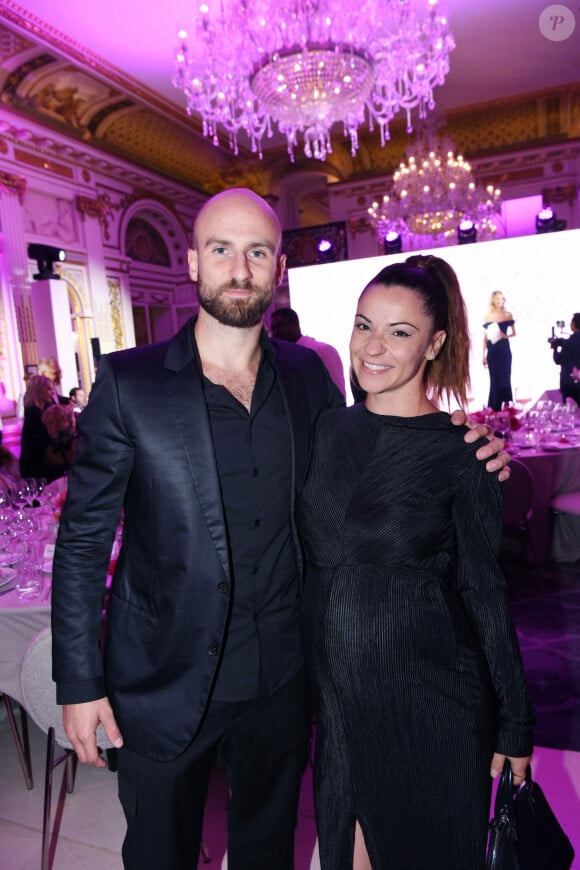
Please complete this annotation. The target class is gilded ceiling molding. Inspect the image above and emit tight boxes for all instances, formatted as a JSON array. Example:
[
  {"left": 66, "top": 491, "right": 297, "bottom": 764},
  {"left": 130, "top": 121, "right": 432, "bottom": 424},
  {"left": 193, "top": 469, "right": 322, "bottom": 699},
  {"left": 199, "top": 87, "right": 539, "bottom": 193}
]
[
  {"left": 0, "top": 112, "right": 206, "bottom": 207},
  {"left": 0, "top": 168, "right": 25, "bottom": 201},
  {"left": 0, "top": 0, "right": 204, "bottom": 133}
]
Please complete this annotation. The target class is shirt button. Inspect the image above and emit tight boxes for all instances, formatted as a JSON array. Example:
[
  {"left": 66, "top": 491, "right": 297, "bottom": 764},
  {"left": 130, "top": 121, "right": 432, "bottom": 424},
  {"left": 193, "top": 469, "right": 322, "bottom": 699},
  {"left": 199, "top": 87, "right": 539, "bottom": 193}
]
[
  {"left": 254, "top": 519, "right": 260, "bottom": 527},
  {"left": 217, "top": 582, "right": 229, "bottom": 594},
  {"left": 208, "top": 645, "right": 218, "bottom": 656},
  {"left": 253, "top": 468, "right": 258, "bottom": 477}
]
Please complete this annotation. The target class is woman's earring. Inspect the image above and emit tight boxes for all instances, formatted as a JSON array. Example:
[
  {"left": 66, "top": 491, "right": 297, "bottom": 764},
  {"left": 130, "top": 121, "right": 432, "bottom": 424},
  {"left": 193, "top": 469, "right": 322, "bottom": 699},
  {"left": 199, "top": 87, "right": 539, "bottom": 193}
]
[{"left": 427, "top": 354, "right": 435, "bottom": 361}]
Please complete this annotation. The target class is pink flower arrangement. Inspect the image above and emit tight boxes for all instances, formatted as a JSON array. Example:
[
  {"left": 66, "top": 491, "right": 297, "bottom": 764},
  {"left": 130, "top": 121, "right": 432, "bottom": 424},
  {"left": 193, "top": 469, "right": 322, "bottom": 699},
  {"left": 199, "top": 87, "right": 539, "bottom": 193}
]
[
  {"left": 51, "top": 488, "right": 67, "bottom": 521},
  {"left": 470, "top": 406, "right": 522, "bottom": 431}
]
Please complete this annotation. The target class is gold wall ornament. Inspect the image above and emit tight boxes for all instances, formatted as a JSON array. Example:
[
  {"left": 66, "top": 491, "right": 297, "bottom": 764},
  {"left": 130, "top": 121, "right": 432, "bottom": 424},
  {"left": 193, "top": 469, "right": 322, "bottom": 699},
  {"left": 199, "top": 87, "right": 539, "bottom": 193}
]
[
  {"left": 108, "top": 278, "right": 124, "bottom": 350},
  {"left": 76, "top": 194, "right": 116, "bottom": 240},
  {"left": 347, "top": 216, "right": 373, "bottom": 238},
  {"left": 542, "top": 183, "right": 578, "bottom": 207},
  {"left": 0, "top": 170, "right": 26, "bottom": 203}
]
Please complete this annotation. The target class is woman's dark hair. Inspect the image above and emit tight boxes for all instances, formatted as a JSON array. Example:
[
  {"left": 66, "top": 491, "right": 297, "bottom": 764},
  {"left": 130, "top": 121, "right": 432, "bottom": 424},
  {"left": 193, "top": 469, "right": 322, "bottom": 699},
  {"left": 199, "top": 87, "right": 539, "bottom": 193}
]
[{"left": 362, "top": 254, "right": 470, "bottom": 407}]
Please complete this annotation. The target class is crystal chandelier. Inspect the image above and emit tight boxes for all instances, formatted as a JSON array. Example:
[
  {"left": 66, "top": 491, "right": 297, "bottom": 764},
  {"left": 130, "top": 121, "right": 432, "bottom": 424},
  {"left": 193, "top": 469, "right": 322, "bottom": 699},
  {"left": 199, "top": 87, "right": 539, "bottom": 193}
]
[
  {"left": 368, "top": 137, "right": 502, "bottom": 246},
  {"left": 173, "top": 0, "right": 455, "bottom": 162}
]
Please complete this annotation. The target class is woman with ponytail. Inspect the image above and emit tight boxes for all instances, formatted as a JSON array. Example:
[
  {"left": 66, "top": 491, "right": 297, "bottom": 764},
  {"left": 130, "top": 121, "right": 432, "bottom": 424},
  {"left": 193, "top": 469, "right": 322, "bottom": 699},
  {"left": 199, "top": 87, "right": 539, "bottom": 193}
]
[{"left": 297, "top": 255, "right": 534, "bottom": 869}]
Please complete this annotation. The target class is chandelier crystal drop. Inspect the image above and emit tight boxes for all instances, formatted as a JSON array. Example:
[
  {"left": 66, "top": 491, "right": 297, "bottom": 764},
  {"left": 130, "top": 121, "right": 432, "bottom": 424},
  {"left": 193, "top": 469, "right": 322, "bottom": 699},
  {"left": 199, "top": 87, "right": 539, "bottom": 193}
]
[
  {"left": 173, "top": 0, "right": 455, "bottom": 162},
  {"left": 368, "top": 137, "right": 502, "bottom": 246}
]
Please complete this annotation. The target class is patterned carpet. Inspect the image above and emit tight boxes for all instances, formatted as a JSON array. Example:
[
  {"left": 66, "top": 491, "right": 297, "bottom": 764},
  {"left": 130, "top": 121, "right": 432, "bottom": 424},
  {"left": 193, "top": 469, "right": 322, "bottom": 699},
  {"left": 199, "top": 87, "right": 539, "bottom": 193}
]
[{"left": 502, "top": 544, "right": 580, "bottom": 752}]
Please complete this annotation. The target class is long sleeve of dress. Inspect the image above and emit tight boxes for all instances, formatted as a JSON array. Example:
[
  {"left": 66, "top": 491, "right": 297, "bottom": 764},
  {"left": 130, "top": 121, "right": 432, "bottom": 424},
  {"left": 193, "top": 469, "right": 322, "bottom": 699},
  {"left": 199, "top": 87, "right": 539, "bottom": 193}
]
[{"left": 452, "top": 457, "right": 534, "bottom": 757}]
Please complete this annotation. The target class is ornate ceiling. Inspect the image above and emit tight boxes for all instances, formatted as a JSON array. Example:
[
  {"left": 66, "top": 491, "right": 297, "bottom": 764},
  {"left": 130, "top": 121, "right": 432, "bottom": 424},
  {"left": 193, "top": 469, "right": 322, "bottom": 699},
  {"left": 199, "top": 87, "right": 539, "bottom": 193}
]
[{"left": 0, "top": 0, "right": 579, "bottom": 222}]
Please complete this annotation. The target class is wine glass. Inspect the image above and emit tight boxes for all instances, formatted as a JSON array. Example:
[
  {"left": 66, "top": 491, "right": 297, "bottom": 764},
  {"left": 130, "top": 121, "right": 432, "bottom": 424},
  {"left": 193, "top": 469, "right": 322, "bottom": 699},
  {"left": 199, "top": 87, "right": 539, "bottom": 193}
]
[
  {"left": 492, "top": 409, "right": 511, "bottom": 442},
  {"left": 16, "top": 536, "right": 43, "bottom": 600}
]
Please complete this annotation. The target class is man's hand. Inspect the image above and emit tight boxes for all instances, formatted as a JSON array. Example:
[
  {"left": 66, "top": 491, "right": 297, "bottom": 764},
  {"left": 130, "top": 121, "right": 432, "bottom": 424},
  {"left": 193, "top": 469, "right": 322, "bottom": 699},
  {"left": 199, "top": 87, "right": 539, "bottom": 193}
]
[
  {"left": 450, "top": 409, "right": 511, "bottom": 482},
  {"left": 63, "top": 698, "right": 123, "bottom": 768}
]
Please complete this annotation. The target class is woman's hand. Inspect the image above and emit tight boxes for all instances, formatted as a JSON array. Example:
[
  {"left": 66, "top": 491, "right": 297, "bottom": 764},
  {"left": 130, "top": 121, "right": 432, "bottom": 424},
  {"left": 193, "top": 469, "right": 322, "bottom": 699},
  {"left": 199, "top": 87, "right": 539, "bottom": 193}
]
[{"left": 490, "top": 752, "right": 532, "bottom": 787}]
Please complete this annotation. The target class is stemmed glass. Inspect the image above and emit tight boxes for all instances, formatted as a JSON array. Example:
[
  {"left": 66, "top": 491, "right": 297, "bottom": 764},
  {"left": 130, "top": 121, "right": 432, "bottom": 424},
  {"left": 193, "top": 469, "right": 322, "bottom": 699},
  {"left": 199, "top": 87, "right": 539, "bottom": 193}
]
[
  {"left": 492, "top": 408, "right": 511, "bottom": 442},
  {"left": 15, "top": 533, "right": 43, "bottom": 600}
]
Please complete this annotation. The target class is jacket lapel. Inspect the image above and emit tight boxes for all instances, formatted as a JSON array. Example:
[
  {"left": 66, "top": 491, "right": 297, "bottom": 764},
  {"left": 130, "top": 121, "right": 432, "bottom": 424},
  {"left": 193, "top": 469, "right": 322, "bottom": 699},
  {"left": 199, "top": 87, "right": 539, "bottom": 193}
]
[{"left": 163, "top": 319, "right": 230, "bottom": 579}]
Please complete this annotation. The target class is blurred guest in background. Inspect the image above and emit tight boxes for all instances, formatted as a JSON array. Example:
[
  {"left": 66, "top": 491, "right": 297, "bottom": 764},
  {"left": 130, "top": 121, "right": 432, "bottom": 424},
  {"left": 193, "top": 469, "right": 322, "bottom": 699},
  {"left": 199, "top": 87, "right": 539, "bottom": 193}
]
[
  {"left": 19, "top": 374, "right": 55, "bottom": 478},
  {"left": 270, "top": 307, "right": 346, "bottom": 397},
  {"left": 38, "top": 356, "right": 70, "bottom": 404},
  {"left": 552, "top": 313, "right": 580, "bottom": 406},
  {"left": 0, "top": 445, "right": 20, "bottom": 482},
  {"left": 69, "top": 386, "right": 88, "bottom": 414},
  {"left": 483, "top": 292, "right": 516, "bottom": 411},
  {"left": 42, "top": 403, "right": 78, "bottom": 481}
]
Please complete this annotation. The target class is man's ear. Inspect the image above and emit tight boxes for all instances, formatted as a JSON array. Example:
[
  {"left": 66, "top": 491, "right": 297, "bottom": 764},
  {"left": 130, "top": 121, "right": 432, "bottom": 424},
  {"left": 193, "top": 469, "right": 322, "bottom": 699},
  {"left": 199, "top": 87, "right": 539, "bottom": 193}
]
[
  {"left": 275, "top": 253, "right": 287, "bottom": 287},
  {"left": 188, "top": 248, "right": 198, "bottom": 282}
]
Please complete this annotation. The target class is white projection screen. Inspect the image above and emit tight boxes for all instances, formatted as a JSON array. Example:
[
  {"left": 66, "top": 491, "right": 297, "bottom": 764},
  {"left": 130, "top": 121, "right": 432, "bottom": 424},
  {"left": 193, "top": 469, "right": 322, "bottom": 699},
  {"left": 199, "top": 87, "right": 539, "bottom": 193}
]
[{"left": 288, "top": 229, "right": 580, "bottom": 409}]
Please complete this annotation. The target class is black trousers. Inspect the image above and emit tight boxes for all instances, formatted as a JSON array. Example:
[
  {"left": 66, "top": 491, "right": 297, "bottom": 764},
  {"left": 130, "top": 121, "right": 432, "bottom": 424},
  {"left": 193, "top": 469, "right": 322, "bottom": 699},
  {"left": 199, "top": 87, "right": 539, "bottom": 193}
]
[{"left": 116, "top": 669, "right": 311, "bottom": 870}]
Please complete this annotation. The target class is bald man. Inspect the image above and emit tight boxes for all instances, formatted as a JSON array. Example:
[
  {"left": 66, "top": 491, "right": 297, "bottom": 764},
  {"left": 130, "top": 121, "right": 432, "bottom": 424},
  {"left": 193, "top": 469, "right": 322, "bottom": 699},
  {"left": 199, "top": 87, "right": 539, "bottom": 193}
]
[{"left": 52, "top": 188, "right": 509, "bottom": 870}]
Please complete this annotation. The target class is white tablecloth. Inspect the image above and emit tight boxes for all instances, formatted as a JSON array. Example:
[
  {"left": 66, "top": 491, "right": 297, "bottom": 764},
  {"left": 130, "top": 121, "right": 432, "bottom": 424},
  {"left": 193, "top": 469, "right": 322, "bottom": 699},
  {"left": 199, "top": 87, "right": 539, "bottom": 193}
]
[{"left": 0, "top": 591, "right": 51, "bottom": 705}]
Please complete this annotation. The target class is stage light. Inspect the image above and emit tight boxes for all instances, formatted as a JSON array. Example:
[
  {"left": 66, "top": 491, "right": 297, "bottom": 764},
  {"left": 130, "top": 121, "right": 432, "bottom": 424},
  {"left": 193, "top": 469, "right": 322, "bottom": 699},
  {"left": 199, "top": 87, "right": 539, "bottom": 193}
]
[
  {"left": 535, "top": 207, "right": 567, "bottom": 234},
  {"left": 457, "top": 219, "right": 477, "bottom": 245},
  {"left": 383, "top": 231, "right": 402, "bottom": 255},
  {"left": 27, "top": 244, "right": 66, "bottom": 280},
  {"left": 316, "top": 238, "right": 335, "bottom": 264}
]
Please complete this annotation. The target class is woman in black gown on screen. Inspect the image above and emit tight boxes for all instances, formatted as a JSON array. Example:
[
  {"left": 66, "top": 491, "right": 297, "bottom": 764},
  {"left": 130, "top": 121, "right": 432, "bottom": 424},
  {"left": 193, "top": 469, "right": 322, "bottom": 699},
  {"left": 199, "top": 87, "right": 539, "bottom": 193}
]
[
  {"left": 297, "top": 257, "right": 533, "bottom": 870},
  {"left": 483, "top": 291, "right": 516, "bottom": 410}
]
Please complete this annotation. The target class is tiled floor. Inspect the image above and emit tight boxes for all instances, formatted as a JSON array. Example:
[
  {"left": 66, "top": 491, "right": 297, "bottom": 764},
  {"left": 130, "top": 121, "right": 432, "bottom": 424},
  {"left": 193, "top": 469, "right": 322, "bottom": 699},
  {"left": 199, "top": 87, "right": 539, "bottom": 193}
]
[{"left": 0, "top": 714, "right": 579, "bottom": 869}]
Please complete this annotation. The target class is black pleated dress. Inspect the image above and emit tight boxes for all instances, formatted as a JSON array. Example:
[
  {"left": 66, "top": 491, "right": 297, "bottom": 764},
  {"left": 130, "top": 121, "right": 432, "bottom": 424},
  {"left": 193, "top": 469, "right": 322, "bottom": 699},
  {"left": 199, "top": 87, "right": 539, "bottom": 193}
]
[{"left": 297, "top": 406, "right": 533, "bottom": 870}]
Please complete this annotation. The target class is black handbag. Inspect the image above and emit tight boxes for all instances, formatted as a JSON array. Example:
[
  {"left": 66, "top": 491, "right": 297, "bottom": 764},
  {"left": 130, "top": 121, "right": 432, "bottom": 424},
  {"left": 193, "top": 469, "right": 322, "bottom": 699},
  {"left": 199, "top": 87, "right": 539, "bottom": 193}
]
[{"left": 486, "top": 759, "right": 575, "bottom": 870}]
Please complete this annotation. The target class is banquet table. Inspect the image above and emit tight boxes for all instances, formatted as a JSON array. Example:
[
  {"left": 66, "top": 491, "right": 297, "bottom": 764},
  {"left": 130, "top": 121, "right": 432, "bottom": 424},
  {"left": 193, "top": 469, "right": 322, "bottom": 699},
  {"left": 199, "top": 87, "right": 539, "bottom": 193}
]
[{"left": 509, "top": 440, "right": 580, "bottom": 563}]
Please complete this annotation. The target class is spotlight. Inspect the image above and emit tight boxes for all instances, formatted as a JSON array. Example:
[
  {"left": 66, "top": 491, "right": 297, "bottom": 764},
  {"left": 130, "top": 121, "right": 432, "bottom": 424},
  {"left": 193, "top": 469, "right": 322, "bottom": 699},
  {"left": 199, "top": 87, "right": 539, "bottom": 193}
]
[
  {"left": 383, "top": 231, "right": 402, "bottom": 255},
  {"left": 535, "top": 207, "right": 567, "bottom": 234},
  {"left": 316, "top": 238, "right": 335, "bottom": 264},
  {"left": 27, "top": 244, "right": 66, "bottom": 280},
  {"left": 457, "top": 219, "right": 477, "bottom": 245}
]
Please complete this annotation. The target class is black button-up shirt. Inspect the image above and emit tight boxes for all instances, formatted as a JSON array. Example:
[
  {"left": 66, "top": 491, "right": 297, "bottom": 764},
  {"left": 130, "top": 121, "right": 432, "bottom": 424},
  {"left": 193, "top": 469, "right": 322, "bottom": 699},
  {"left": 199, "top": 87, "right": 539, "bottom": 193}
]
[{"left": 199, "top": 333, "right": 303, "bottom": 701}]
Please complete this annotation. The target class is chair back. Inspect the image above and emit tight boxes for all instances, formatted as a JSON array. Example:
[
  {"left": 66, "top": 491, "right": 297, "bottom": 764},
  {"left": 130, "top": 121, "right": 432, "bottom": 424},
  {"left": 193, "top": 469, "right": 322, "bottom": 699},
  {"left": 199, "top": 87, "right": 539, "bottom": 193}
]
[
  {"left": 18, "top": 626, "right": 112, "bottom": 750},
  {"left": 550, "top": 491, "right": 580, "bottom": 516},
  {"left": 502, "top": 458, "right": 535, "bottom": 530}
]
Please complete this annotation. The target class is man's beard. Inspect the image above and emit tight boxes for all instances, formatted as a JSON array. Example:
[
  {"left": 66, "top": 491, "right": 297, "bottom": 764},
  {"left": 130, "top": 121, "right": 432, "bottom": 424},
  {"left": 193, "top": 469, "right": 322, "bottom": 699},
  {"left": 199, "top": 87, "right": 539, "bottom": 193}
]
[{"left": 197, "top": 278, "right": 274, "bottom": 328}]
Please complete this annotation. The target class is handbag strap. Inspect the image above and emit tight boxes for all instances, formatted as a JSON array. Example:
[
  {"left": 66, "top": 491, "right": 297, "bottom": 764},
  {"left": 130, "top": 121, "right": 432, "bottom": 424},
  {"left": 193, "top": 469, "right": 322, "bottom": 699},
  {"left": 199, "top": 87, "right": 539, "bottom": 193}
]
[{"left": 494, "top": 759, "right": 517, "bottom": 823}]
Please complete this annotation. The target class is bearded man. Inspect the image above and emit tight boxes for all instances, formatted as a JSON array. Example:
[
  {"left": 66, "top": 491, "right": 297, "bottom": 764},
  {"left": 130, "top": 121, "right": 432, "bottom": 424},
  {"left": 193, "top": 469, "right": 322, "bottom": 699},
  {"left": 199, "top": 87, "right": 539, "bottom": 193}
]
[{"left": 51, "top": 188, "right": 509, "bottom": 870}]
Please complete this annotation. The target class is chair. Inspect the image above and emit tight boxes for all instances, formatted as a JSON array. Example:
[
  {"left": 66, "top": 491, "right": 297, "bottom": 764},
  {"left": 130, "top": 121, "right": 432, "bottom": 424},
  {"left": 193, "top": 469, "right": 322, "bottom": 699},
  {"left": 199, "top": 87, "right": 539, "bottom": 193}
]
[
  {"left": 18, "top": 626, "right": 114, "bottom": 870},
  {"left": 18, "top": 627, "right": 211, "bottom": 868},
  {"left": 501, "top": 458, "right": 537, "bottom": 562},
  {"left": 1, "top": 692, "right": 33, "bottom": 789},
  {"left": 550, "top": 491, "right": 580, "bottom": 562}
]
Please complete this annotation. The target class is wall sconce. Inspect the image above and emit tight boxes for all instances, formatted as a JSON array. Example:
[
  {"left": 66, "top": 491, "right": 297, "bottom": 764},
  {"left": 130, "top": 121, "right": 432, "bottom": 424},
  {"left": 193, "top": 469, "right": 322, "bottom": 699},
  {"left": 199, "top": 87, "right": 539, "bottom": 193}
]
[{"left": 27, "top": 244, "right": 66, "bottom": 280}]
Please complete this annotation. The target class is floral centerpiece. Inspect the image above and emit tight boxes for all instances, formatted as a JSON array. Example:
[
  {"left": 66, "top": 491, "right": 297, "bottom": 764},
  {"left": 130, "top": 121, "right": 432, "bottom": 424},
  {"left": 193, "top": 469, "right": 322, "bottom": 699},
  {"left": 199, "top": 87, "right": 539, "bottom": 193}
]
[{"left": 469, "top": 405, "right": 522, "bottom": 432}]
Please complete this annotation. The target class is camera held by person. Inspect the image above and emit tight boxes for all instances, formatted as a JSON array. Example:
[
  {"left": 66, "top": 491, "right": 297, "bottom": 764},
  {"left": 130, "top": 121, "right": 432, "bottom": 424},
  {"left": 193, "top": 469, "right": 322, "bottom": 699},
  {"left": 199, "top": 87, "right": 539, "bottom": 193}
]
[{"left": 547, "top": 320, "right": 568, "bottom": 350}]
